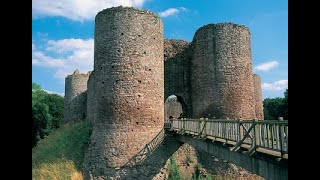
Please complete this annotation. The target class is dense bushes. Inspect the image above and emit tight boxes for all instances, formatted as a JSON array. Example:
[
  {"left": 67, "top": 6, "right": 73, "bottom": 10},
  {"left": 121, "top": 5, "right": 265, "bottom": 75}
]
[
  {"left": 263, "top": 89, "right": 288, "bottom": 120},
  {"left": 32, "top": 83, "right": 64, "bottom": 148}
]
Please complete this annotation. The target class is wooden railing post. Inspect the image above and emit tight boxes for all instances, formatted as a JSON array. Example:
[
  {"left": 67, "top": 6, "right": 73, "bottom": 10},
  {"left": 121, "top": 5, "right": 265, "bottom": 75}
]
[
  {"left": 199, "top": 118, "right": 202, "bottom": 133},
  {"left": 182, "top": 118, "right": 185, "bottom": 130},
  {"left": 278, "top": 117, "right": 285, "bottom": 157},
  {"left": 238, "top": 119, "right": 243, "bottom": 142},
  {"left": 254, "top": 119, "right": 260, "bottom": 150},
  {"left": 204, "top": 118, "right": 208, "bottom": 137}
]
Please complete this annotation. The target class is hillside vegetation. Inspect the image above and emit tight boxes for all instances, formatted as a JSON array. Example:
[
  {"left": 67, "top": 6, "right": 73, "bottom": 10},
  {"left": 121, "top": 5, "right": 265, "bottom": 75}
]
[
  {"left": 32, "top": 82, "right": 64, "bottom": 148},
  {"left": 32, "top": 121, "right": 92, "bottom": 180}
]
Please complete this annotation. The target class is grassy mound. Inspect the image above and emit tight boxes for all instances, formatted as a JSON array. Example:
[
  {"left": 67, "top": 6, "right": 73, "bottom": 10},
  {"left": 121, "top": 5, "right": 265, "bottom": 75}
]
[{"left": 32, "top": 121, "right": 92, "bottom": 180}]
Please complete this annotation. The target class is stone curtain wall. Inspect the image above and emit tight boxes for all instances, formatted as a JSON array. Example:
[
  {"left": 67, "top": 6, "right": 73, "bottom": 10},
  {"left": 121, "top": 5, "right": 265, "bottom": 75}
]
[
  {"left": 64, "top": 70, "right": 89, "bottom": 122},
  {"left": 86, "top": 71, "right": 96, "bottom": 123},
  {"left": 191, "top": 23, "right": 255, "bottom": 119},
  {"left": 59, "top": 6, "right": 264, "bottom": 179},
  {"left": 164, "top": 39, "right": 192, "bottom": 117},
  {"left": 253, "top": 74, "right": 264, "bottom": 120},
  {"left": 83, "top": 7, "right": 164, "bottom": 179}
]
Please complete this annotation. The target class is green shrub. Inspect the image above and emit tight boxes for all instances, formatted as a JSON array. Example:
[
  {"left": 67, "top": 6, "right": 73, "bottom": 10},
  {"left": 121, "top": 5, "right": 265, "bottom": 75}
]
[{"left": 168, "top": 157, "right": 182, "bottom": 180}]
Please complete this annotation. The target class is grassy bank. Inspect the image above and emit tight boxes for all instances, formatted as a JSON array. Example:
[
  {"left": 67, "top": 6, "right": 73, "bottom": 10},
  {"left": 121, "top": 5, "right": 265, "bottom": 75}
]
[{"left": 32, "top": 121, "right": 92, "bottom": 180}]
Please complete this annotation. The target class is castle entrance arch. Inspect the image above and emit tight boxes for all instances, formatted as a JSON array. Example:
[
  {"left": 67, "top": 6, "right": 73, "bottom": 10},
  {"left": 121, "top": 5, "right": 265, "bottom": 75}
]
[{"left": 164, "top": 95, "right": 187, "bottom": 124}]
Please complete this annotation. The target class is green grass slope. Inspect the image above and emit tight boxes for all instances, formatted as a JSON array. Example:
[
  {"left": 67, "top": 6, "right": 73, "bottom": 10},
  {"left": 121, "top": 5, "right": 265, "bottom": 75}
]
[{"left": 32, "top": 121, "right": 92, "bottom": 180}]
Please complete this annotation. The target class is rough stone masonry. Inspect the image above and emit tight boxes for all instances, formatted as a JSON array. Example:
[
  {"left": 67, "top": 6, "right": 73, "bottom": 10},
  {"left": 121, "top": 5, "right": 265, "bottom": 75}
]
[
  {"left": 191, "top": 23, "right": 255, "bottom": 119},
  {"left": 63, "top": 6, "right": 265, "bottom": 179},
  {"left": 83, "top": 6, "right": 165, "bottom": 179},
  {"left": 64, "top": 70, "right": 90, "bottom": 122}
]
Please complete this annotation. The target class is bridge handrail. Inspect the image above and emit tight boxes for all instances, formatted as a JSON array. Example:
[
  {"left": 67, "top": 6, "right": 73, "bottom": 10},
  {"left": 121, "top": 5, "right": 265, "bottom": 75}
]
[
  {"left": 166, "top": 118, "right": 288, "bottom": 159},
  {"left": 169, "top": 118, "right": 288, "bottom": 124}
]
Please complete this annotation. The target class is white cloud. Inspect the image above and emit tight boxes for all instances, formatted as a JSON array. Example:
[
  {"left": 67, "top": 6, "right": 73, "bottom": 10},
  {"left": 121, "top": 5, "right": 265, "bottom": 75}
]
[
  {"left": 262, "top": 80, "right": 288, "bottom": 91},
  {"left": 32, "top": 51, "right": 65, "bottom": 68},
  {"left": 159, "top": 8, "right": 179, "bottom": 17},
  {"left": 254, "top": 60, "right": 279, "bottom": 71},
  {"left": 179, "top": 7, "right": 188, "bottom": 12},
  {"left": 32, "top": 59, "right": 39, "bottom": 65},
  {"left": 159, "top": 7, "right": 188, "bottom": 18},
  {"left": 32, "top": 0, "right": 147, "bottom": 21},
  {"left": 46, "top": 38, "right": 93, "bottom": 54},
  {"left": 44, "top": 89, "right": 65, "bottom": 97},
  {"left": 32, "top": 38, "right": 94, "bottom": 80}
]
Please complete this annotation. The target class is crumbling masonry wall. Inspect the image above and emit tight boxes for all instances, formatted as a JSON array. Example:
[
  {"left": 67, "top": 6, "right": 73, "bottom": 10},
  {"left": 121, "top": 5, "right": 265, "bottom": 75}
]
[
  {"left": 191, "top": 23, "right": 255, "bottom": 119},
  {"left": 61, "top": 6, "right": 266, "bottom": 179},
  {"left": 86, "top": 71, "right": 96, "bottom": 123},
  {"left": 64, "top": 70, "right": 89, "bottom": 122},
  {"left": 253, "top": 74, "right": 264, "bottom": 120},
  {"left": 164, "top": 39, "right": 192, "bottom": 117},
  {"left": 83, "top": 7, "right": 164, "bottom": 179}
]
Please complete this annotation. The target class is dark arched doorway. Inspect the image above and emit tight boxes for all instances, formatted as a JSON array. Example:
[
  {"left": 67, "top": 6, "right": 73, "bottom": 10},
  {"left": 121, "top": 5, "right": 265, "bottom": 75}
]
[{"left": 164, "top": 95, "right": 188, "bottom": 124}]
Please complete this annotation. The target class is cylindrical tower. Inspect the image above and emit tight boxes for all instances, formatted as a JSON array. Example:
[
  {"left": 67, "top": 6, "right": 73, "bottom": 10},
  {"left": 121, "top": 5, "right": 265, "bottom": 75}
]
[
  {"left": 253, "top": 74, "right": 264, "bottom": 120},
  {"left": 191, "top": 23, "right": 255, "bottom": 119},
  {"left": 64, "top": 69, "right": 89, "bottom": 122},
  {"left": 84, "top": 6, "right": 164, "bottom": 178}
]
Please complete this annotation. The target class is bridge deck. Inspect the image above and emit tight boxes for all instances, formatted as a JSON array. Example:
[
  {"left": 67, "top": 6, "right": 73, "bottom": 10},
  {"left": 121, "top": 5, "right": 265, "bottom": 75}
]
[{"left": 165, "top": 118, "right": 288, "bottom": 159}]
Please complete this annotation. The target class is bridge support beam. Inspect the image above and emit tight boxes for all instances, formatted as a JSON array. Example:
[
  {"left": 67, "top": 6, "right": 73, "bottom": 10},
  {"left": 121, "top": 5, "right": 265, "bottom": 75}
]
[{"left": 175, "top": 134, "right": 288, "bottom": 180}]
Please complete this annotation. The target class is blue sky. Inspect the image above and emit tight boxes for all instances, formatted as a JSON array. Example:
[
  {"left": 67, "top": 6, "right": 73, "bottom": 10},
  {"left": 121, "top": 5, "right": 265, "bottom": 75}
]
[{"left": 32, "top": 0, "right": 288, "bottom": 99}]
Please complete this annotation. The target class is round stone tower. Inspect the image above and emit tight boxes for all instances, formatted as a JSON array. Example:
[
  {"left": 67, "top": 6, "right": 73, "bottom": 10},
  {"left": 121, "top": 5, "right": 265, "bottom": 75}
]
[
  {"left": 253, "top": 74, "right": 264, "bottom": 120},
  {"left": 84, "top": 6, "right": 164, "bottom": 178},
  {"left": 191, "top": 23, "right": 255, "bottom": 119},
  {"left": 64, "top": 69, "right": 89, "bottom": 122}
]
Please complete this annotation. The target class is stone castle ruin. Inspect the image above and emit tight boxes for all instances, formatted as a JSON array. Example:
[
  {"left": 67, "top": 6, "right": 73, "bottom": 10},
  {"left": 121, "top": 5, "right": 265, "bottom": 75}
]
[
  {"left": 64, "top": 6, "right": 263, "bottom": 179},
  {"left": 64, "top": 70, "right": 91, "bottom": 122}
]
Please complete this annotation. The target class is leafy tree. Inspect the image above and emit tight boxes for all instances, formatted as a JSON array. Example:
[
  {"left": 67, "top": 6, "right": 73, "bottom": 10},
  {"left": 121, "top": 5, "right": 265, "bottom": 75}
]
[
  {"left": 282, "top": 89, "right": 288, "bottom": 119},
  {"left": 32, "top": 82, "right": 64, "bottom": 148},
  {"left": 32, "top": 83, "right": 46, "bottom": 107},
  {"left": 263, "top": 107, "right": 273, "bottom": 120},
  {"left": 43, "top": 94, "right": 64, "bottom": 129},
  {"left": 263, "top": 89, "right": 288, "bottom": 120},
  {"left": 32, "top": 102, "right": 52, "bottom": 147},
  {"left": 263, "top": 97, "right": 284, "bottom": 120}
]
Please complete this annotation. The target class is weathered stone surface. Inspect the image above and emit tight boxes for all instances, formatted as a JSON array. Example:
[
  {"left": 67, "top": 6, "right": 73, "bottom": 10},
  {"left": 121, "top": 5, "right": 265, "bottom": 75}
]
[
  {"left": 64, "top": 70, "right": 90, "bottom": 122},
  {"left": 191, "top": 23, "right": 255, "bottom": 119},
  {"left": 84, "top": 131, "right": 183, "bottom": 179},
  {"left": 196, "top": 148, "right": 263, "bottom": 179},
  {"left": 63, "top": 6, "right": 264, "bottom": 179},
  {"left": 83, "top": 6, "right": 164, "bottom": 179},
  {"left": 253, "top": 74, "right": 264, "bottom": 120},
  {"left": 164, "top": 39, "right": 192, "bottom": 117}
]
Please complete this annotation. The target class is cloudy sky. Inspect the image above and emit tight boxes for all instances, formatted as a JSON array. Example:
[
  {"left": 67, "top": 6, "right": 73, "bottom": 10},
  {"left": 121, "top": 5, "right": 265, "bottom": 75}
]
[{"left": 32, "top": 0, "right": 288, "bottom": 99}]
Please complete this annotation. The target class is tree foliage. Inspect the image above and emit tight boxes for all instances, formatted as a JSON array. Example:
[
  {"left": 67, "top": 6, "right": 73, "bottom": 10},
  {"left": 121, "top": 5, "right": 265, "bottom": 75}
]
[
  {"left": 43, "top": 94, "right": 64, "bottom": 129},
  {"left": 32, "top": 83, "right": 64, "bottom": 148},
  {"left": 263, "top": 89, "right": 288, "bottom": 120}
]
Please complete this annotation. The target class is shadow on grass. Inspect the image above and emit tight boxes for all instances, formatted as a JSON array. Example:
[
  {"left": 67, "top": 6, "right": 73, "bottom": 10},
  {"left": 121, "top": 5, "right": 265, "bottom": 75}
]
[
  {"left": 32, "top": 120, "right": 93, "bottom": 178},
  {"left": 83, "top": 130, "right": 184, "bottom": 179}
]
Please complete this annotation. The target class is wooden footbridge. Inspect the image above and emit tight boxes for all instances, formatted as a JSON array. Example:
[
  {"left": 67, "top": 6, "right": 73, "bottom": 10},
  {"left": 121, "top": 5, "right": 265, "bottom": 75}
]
[{"left": 164, "top": 118, "right": 288, "bottom": 180}]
